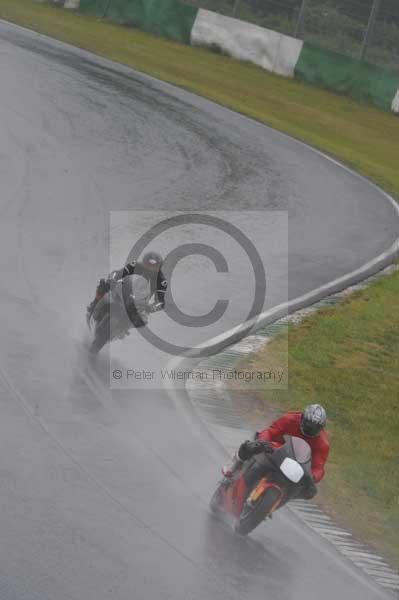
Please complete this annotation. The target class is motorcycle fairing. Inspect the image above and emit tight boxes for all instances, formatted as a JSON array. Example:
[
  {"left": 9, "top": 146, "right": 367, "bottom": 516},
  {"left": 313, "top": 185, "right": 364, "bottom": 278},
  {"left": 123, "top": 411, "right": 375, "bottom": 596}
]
[
  {"left": 248, "top": 479, "right": 284, "bottom": 512},
  {"left": 221, "top": 475, "right": 248, "bottom": 517}
]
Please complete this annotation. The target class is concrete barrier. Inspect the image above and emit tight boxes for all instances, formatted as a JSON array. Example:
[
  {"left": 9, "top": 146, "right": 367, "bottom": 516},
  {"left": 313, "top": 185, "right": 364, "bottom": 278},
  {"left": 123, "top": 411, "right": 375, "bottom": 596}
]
[
  {"left": 392, "top": 89, "right": 399, "bottom": 114},
  {"left": 191, "top": 9, "right": 303, "bottom": 78},
  {"left": 64, "top": 0, "right": 80, "bottom": 8}
]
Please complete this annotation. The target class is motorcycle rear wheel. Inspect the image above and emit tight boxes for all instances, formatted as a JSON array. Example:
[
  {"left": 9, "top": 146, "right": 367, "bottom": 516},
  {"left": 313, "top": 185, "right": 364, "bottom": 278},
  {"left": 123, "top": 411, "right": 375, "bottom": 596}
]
[
  {"left": 90, "top": 313, "right": 111, "bottom": 354},
  {"left": 234, "top": 487, "right": 281, "bottom": 536},
  {"left": 210, "top": 484, "right": 224, "bottom": 514}
]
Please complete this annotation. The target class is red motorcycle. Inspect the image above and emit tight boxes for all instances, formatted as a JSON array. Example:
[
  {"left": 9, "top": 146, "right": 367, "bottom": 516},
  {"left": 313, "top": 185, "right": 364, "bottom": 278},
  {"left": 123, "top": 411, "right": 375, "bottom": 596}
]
[{"left": 210, "top": 436, "right": 312, "bottom": 536}]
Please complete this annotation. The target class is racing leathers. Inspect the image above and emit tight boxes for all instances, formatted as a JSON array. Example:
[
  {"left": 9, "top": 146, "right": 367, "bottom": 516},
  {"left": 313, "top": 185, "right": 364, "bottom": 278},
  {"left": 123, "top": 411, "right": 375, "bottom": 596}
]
[
  {"left": 257, "top": 411, "right": 329, "bottom": 484},
  {"left": 224, "top": 411, "right": 329, "bottom": 501},
  {"left": 87, "top": 260, "right": 168, "bottom": 320}
]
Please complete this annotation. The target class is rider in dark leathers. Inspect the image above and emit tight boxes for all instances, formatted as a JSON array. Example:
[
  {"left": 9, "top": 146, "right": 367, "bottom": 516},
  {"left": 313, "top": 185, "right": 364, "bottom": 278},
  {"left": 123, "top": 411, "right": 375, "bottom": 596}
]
[{"left": 87, "top": 251, "right": 167, "bottom": 322}]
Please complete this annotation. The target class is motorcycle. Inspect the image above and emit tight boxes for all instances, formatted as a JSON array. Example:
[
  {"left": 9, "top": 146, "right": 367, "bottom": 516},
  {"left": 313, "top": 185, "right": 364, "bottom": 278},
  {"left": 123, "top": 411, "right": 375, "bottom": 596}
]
[
  {"left": 87, "top": 273, "right": 160, "bottom": 354},
  {"left": 210, "top": 435, "right": 312, "bottom": 536}
]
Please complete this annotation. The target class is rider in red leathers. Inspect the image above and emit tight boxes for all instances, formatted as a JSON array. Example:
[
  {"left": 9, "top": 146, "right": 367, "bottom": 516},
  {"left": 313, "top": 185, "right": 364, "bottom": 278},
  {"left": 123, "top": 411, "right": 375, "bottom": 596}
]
[
  {"left": 223, "top": 404, "right": 329, "bottom": 500},
  {"left": 256, "top": 409, "right": 329, "bottom": 484}
]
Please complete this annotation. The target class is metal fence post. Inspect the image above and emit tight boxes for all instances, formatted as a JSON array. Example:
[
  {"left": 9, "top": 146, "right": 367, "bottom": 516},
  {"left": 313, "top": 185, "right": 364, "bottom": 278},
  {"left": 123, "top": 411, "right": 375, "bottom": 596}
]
[
  {"left": 103, "top": 0, "right": 112, "bottom": 18},
  {"left": 295, "top": 0, "right": 308, "bottom": 38},
  {"left": 232, "top": 0, "right": 240, "bottom": 18},
  {"left": 360, "top": 0, "right": 381, "bottom": 60}
]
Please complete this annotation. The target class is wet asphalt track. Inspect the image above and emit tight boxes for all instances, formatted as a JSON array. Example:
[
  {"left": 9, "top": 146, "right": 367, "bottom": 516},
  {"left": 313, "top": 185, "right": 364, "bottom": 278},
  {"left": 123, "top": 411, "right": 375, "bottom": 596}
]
[{"left": 0, "top": 20, "right": 398, "bottom": 600}]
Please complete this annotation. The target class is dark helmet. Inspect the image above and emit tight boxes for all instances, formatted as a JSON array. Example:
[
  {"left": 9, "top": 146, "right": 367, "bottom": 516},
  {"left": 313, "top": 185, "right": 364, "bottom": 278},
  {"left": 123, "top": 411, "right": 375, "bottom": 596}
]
[
  {"left": 142, "top": 251, "right": 163, "bottom": 272},
  {"left": 300, "top": 404, "right": 327, "bottom": 438}
]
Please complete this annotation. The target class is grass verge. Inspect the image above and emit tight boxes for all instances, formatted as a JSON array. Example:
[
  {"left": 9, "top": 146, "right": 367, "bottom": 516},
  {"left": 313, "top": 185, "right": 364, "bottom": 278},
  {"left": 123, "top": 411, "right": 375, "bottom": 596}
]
[
  {"left": 1, "top": 0, "right": 398, "bottom": 566},
  {"left": 232, "top": 269, "right": 399, "bottom": 567}
]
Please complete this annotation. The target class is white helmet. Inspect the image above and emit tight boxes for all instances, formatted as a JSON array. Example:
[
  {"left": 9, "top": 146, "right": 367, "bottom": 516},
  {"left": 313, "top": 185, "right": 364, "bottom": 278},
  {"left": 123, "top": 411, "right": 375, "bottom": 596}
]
[{"left": 300, "top": 404, "right": 327, "bottom": 438}]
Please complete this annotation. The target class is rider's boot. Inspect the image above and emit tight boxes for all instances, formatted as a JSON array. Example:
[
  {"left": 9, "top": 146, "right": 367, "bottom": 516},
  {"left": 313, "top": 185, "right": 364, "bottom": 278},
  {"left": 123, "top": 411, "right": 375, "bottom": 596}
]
[
  {"left": 86, "top": 298, "right": 98, "bottom": 323},
  {"left": 87, "top": 278, "right": 109, "bottom": 323},
  {"left": 221, "top": 455, "right": 243, "bottom": 485}
]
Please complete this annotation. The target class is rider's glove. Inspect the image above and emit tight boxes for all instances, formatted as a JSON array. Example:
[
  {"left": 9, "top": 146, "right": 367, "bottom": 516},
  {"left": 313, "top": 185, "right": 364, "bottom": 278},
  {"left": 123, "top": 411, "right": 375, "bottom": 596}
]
[
  {"left": 97, "top": 278, "right": 108, "bottom": 293},
  {"left": 258, "top": 440, "right": 274, "bottom": 454},
  {"left": 238, "top": 440, "right": 273, "bottom": 461},
  {"left": 108, "top": 272, "right": 120, "bottom": 289},
  {"left": 238, "top": 440, "right": 261, "bottom": 461},
  {"left": 238, "top": 441, "right": 252, "bottom": 461},
  {"left": 150, "top": 302, "right": 164, "bottom": 313}
]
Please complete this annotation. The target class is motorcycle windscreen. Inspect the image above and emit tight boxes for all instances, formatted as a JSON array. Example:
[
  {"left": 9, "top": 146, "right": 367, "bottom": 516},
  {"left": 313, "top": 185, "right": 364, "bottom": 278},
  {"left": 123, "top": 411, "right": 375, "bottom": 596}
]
[
  {"left": 273, "top": 435, "right": 312, "bottom": 469},
  {"left": 290, "top": 437, "right": 312, "bottom": 469},
  {"left": 123, "top": 274, "right": 151, "bottom": 310}
]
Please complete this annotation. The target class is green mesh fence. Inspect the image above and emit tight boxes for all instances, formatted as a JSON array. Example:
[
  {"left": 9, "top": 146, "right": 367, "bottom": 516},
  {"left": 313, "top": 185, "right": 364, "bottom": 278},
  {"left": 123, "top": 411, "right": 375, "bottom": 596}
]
[
  {"left": 295, "top": 42, "right": 399, "bottom": 111},
  {"left": 79, "top": 0, "right": 198, "bottom": 43}
]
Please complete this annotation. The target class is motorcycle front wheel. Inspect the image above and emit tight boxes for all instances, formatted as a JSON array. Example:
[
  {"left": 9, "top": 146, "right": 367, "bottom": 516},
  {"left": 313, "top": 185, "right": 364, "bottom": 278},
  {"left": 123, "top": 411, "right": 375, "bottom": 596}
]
[
  {"left": 90, "top": 313, "right": 111, "bottom": 354},
  {"left": 210, "top": 484, "right": 224, "bottom": 514},
  {"left": 234, "top": 487, "right": 282, "bottom": 536}
]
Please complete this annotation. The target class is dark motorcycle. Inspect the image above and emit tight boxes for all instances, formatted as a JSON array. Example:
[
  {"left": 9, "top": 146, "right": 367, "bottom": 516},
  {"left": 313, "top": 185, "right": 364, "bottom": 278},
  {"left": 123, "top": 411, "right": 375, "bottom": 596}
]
[
  {"left": 210, "top": 436, "right": 312, "bottom": 536},
  {"left": 87, "top": 273, "right": 159, "bottom": 354}
]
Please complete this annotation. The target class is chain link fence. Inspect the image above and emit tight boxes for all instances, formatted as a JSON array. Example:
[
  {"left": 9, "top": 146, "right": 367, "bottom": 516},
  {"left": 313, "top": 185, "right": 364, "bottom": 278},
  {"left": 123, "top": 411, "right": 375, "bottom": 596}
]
[{"left": 183, "top": 0, "right": 399, "bottom": 71}]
